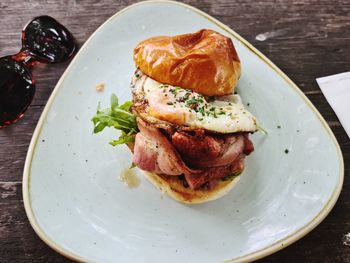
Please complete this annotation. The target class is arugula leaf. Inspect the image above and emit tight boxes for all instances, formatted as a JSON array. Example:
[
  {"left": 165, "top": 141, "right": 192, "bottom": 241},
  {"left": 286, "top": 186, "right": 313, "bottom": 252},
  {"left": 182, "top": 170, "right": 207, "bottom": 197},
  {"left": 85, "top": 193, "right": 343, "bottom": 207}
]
[
  {"left": 109, "top": 130, "right": 137, "bottom": 146},
  {"left": 110, "top": 93, "right": 119, "bottom": 109},
  {"left": 92, "top": 94, "right": 138, "bottom": 146},
  {"left": 119, "top": 100, "right": 133, "bottom": 112}
]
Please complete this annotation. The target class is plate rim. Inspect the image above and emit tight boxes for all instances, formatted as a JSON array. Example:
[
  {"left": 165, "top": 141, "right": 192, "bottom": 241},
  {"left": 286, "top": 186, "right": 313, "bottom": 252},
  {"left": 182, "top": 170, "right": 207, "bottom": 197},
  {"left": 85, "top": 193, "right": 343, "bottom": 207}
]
[{"left": 22, "top": 1, "right": 344, "bottom": 262}]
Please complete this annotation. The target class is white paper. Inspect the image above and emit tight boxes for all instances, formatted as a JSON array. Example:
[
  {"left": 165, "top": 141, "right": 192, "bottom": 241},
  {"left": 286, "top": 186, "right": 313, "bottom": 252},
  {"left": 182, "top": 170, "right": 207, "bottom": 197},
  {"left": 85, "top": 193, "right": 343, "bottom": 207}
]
[{"left": 317, "top": 72, "right": 350, "bottom": 139}]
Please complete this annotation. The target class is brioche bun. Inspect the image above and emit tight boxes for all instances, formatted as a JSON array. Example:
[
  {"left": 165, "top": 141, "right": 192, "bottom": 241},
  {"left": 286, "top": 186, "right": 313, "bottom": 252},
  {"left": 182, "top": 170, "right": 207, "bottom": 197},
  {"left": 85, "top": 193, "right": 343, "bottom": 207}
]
[
  {"left": 133, "top": 29, "right": 241, "bottom": 96},
  {"left": 143, "top": 171, "right": 240, "bottom": 204}
]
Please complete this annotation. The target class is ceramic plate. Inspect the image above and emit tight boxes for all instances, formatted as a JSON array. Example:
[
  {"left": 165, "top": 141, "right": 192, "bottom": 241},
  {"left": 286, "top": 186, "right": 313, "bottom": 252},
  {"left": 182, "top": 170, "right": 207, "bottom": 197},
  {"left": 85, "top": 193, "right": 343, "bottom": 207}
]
[{"left": 23, "top": 1, "right": 344, "bottom": 262}]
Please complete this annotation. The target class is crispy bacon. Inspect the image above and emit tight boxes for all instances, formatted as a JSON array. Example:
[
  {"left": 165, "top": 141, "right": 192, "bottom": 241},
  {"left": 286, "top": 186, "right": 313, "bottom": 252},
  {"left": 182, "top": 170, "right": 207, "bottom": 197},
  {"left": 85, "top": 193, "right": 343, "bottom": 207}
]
[
  {"left": 133, "top": 118, "right": 198, "bottom": 176},
  {"left": 133, "top": 118, "right": 253, "bottom": 190},
  {"left": 171, "top": 131, "right": 245, "bottom": 168},
  {"left": 243, "top": 133, "right": 254, "bottom": 155},
  {"left": 184, "top": 155, "right": 245, "bottom": 189}
]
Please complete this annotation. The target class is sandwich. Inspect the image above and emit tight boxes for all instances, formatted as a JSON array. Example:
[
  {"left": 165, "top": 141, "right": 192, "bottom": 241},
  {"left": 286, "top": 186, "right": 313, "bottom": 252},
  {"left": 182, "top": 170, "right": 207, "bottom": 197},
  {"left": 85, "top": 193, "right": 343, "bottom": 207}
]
[{"left": 92, "top": 29, "right": 258, "bottom": 204}]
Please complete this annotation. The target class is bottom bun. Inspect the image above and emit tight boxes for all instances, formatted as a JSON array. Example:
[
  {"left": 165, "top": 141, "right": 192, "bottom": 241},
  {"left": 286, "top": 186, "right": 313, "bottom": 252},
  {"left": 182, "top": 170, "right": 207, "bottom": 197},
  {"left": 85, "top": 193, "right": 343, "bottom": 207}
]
[{"left": 142, "top": 171, "right": 240, "bottom": 204}]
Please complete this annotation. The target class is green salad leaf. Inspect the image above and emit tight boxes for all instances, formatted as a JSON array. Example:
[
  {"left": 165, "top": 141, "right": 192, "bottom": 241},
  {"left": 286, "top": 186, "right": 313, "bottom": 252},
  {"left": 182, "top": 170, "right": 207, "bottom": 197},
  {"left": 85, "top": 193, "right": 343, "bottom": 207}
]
[{"left": 92, "top": 94, "right": 138, "bottom": 146}]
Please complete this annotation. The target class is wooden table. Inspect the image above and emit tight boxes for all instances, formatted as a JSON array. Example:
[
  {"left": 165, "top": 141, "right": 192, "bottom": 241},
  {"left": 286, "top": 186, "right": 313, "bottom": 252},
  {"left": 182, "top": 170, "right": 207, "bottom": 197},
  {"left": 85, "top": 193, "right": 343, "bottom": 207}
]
[{"left": 1, "top": 1, "right": 349, "bottom": 262}]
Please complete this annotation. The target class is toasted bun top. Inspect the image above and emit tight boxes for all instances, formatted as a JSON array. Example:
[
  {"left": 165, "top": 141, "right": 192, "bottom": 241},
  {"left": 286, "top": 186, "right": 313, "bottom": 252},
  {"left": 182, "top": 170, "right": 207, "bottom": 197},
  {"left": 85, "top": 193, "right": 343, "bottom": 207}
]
[{"left": 133, "top": 29, "right": 241, "bottom": 96}]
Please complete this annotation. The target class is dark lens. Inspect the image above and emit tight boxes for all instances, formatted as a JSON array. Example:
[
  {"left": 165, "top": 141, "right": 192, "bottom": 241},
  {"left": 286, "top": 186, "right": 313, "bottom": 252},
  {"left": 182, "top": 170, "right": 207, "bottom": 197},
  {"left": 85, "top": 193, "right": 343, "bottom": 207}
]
[
  {"left": 22, "top": 16, "right": 76, "bottom": 63},
  {"left": 0, "top": 57, "right": 35, "bottom": 127}
]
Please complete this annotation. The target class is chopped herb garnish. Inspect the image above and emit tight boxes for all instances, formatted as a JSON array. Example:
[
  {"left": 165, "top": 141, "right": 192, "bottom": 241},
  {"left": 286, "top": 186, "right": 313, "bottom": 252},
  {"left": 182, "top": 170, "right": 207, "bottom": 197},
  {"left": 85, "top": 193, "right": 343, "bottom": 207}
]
[
  {"left": 284, "top": 149, "right": 289, "bottom": 154},
  {"left": 186, "top": 98, "right": 198, "bottom": 105},
  {"left": 178, "top": 92, "right": 191, "bottom": 102},
  {"left": 277, "top": 125, "right": 281, "bottom": 129},
  {"left": 247, "top": 103, "right": 250, "bottom": 106},
  {"left": 167, "top": 102, "right": 174, "bottom": 105},
  {"left": 198, "top": 106, "right": 205, "bottom": 116},
  {"left": 185, "top": 98, "right": 200, "bottom": 109},
  {"left": 169, "top": 88, "right": 177, "bottom": 96}
]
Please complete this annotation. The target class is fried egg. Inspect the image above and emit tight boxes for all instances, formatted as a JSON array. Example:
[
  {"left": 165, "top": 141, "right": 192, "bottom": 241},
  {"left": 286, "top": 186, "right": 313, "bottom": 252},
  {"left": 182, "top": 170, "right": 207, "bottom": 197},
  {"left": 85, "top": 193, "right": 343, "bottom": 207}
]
[{"left": 132, "top": 71, "right": 258, "bottom": 134}]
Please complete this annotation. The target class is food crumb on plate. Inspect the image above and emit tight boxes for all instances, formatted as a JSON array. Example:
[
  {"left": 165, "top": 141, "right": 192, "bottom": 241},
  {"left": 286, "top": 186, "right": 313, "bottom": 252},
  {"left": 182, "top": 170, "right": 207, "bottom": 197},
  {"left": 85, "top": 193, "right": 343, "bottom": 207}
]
[{"left": 95, "top": 83, "right": 105, "bottom": 92}]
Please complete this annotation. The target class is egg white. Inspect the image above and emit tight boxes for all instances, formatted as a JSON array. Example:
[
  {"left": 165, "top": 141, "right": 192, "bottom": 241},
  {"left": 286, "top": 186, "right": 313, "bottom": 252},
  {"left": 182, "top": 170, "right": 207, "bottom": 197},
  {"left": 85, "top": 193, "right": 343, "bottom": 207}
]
[{"left": 136, "top": 74, "right": 258, "bottom": 133}]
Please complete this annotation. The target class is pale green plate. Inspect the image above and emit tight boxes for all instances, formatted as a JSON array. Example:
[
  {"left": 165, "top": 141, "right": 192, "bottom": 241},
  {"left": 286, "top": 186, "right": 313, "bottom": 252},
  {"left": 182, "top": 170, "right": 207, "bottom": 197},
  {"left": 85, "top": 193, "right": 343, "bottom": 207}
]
[{"left": 23, "top": 1, "right": 343, "bottom": 262}]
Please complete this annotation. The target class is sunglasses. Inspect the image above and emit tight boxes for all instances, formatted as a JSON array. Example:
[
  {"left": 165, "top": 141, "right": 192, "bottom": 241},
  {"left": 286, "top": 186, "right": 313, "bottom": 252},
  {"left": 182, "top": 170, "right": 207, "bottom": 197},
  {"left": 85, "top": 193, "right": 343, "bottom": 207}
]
[{"left": 0, "top": 16, "right": 76, "bottom": 128}]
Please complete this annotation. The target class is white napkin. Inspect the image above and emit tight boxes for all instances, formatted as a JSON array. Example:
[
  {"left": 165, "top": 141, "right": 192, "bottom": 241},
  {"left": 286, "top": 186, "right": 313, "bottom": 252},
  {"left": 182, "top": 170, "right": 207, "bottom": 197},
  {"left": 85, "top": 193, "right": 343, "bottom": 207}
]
[{"left": 316, "top": 72, "right": 350, "bottom": 139}]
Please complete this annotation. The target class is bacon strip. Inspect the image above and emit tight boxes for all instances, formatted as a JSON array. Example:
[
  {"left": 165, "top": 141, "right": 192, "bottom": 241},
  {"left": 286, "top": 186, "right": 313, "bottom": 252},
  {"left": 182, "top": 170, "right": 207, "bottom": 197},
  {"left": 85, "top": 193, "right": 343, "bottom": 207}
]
[
  {"left": 133, "top": 118, "right": 198, "bottom": 176},
  {"left": 133, "top": 118, "right": 252, "bottom": 190},
  {"left": 171, "top": 131, "right": 245, "bottom": 168}
]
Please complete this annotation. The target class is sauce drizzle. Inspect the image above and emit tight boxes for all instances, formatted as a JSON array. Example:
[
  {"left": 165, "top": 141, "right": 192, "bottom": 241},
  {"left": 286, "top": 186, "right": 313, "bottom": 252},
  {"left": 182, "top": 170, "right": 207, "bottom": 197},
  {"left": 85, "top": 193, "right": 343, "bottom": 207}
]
[{"left": 119, "top": 168, "right": 140, "bottom": 188}]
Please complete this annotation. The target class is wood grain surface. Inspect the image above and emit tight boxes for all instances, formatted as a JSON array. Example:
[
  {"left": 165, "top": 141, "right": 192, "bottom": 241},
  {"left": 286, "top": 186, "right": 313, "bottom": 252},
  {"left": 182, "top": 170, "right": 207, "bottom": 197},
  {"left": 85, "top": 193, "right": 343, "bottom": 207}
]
[{"left": 0, "top": 0, "right": 349, "bottom": 262}]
